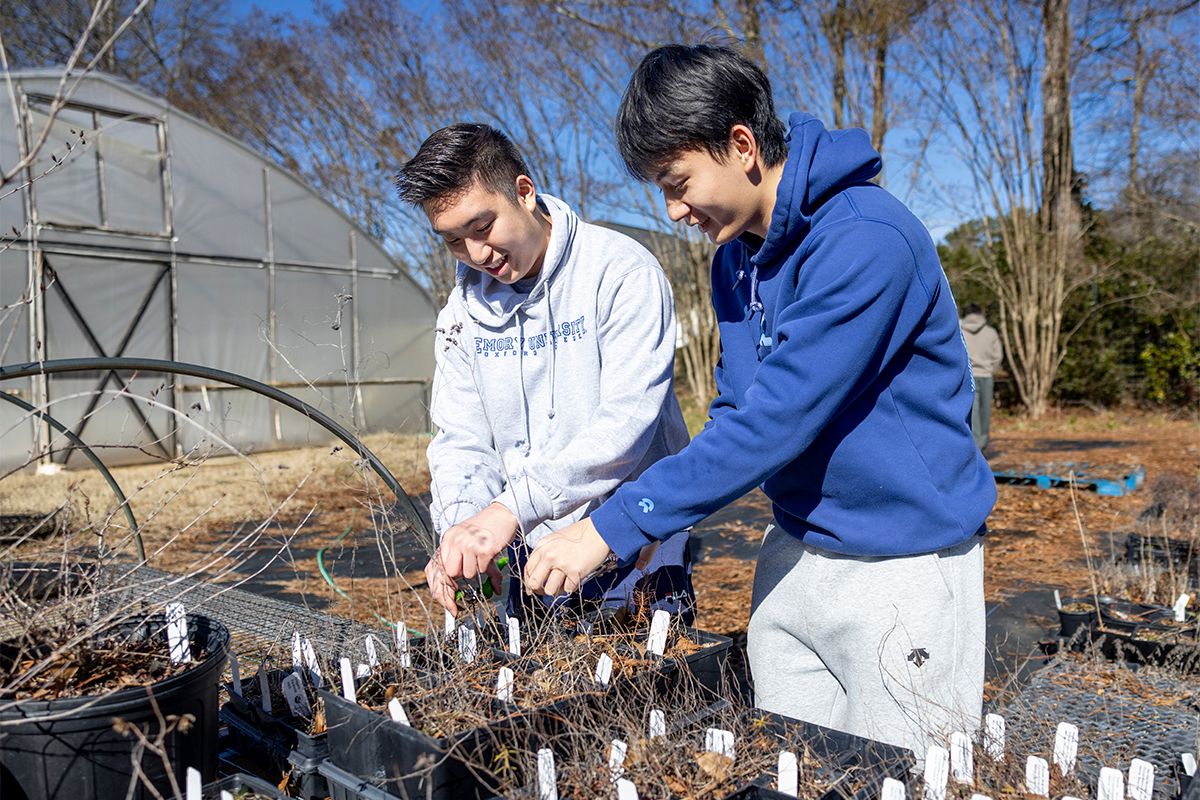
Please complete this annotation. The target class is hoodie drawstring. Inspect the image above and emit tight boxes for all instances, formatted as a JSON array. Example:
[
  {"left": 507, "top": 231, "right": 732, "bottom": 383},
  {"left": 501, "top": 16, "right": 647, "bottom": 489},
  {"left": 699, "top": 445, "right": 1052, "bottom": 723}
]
[{"left": 543, "top": 279, "right": 557, "bottom": 421}]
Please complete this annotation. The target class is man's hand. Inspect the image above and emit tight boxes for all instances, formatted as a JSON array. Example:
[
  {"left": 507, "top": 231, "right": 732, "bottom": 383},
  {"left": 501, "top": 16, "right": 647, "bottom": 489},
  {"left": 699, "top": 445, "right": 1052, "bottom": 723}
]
[
  {"left": 427, "top": 503, "right": 518, "bottom": 615},
  {"left": 523, "top": 517, "right": 612, "bottom": 596}
]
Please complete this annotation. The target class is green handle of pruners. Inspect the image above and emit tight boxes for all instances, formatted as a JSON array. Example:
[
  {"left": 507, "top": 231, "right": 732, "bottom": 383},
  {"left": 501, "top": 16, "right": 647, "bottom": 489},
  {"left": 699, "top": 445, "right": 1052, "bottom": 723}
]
[{"left": 454, "top": 554, "right": 510, "bottom": 602}]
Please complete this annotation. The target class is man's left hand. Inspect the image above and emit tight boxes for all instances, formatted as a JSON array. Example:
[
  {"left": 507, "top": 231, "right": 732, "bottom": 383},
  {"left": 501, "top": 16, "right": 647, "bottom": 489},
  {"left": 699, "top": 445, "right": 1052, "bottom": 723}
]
[{"left": 523, "top": 517, "right": 611, "bottom": 596}]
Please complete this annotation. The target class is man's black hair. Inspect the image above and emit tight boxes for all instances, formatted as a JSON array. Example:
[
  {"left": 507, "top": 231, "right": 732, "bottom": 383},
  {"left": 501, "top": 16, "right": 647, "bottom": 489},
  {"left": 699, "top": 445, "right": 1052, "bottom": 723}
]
[
  {"left": 962, "top": 303, "right": 983, "bottom": 316},
  {"left": 615, "top": 43, "right": 788, "bottom": 182},
  {"left": 396, "top": 123, "right": 531, "bottom": 209}
]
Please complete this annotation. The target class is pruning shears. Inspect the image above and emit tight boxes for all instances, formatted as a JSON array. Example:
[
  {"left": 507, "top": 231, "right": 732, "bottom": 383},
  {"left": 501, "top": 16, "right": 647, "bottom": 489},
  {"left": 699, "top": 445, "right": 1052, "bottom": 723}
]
[{"left": 454, "top": 554, "right": 510, "bottom": 603}]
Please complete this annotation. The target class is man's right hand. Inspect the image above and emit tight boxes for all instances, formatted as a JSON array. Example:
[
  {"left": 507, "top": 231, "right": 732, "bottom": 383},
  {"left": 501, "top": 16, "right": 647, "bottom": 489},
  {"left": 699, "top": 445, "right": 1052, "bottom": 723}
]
[{"left": 426, "top": 503, "right": 519, "bottom": 615}]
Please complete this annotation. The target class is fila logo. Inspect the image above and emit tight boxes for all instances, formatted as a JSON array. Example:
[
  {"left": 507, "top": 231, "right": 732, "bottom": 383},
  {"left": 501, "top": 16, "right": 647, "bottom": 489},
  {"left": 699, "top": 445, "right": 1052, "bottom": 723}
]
[{"left": 638, "top": 498, "right": 654, "bottom": 514}]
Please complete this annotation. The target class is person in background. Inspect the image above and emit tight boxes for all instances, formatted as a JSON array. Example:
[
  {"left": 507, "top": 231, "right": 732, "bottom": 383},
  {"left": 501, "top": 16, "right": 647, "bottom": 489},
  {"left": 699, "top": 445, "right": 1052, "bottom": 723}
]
[{"left": 959, "top": 304, "right": 1003, "bottom": 453}]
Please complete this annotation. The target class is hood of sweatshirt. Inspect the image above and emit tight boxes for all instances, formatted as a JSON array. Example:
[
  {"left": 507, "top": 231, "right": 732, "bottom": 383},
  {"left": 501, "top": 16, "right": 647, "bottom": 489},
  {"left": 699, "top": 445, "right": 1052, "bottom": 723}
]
[
  {"left": 456, "top": 194, "right": 578, "bottom": 327},
  {"left": 960, "top": 312, "right": 987, "bottom": 334},
  {"left": 750, "top": 113, "right": 883, "bottom": 270}
]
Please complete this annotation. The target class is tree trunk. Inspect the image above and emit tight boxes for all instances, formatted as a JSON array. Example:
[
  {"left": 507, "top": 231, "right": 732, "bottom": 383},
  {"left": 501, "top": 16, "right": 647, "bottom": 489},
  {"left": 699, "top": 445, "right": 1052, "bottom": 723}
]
[
  {"left": 870, "top": 33, "right": 888, "bottom": 174},
  {"left": 824, "top": 0, "right": 848, "bottom": 127}
]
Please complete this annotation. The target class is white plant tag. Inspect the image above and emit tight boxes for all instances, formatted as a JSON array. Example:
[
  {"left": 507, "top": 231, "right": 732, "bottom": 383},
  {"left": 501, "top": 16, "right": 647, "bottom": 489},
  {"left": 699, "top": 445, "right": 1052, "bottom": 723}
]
[
  {"left": 496, "top": 666, "right": 515, "bottom": 703},
  {"left": 1182, "top": 753, "right": 1197, "bottom": 777},
  {"left": 704, "top": 728, "right": 735, "bottom": 759},
  {"left": 1025, "top": 756, "right": 1050, "bottom": 797},
  {"left": 229, "top": 651, "right": 242, "bottom": 696},
  {"left": 339, "top": 657, "right": 356, "bottom": 703},
  {"left": 186, "top": 766, "right": 202, "bottom": 800},
  {"left": 880, "top": 777, "right": 905, "bottom": 800},
  {"left": 609, "top": 738, "right": 628, "bottom": 780},
  {"left": 457, "top": 626, "right": 477, "bottom": 663},
  {"left": 257, "top": 669, "right": 272, "bottom": 714},
  {"left": 292, "top": 631, "right": 303, "bottom": 670},
  {"left": 983, "top": 713, "right": 1005, "bottom": 762},
  {"left": 969, "top": 795, "right": 992, "bottom": 800},
  {"left": 1054, "top": 589, "right": 1062, "bottom": 610},
  {"left": 281, "top": 672, "right": 311, "bottom": 717},
  {"left": 507, "top": 616, "right": 521, "bottom": 656},
  {"left": 778, "top": 751, "right": 798, "bottom": 797},
  {"left": 951, "top": 731, "right": 974, "bottom": 785},
  {"left": 924, "top": 745, "right": 949, "bottom": 800},
  {"left": 648, "top": 709, "right": 665, "bottom": 738},
  {"left": 365, "top": 635, "right": 379, "bottom": 668},
  {"left": 616, "top": 778, "right": 638, "bottom": 800},
  {"left": 387, "top": 697, "right": 410, "bottom": 726},
  {"left": 301, "top": 638, "right": 323, "bottom": 687},
  {"left": 1098, "top": 767, "right": 1124, "bottom": 800},
  {"left": 1175, "top": 593, "right": 1191, "bottom": 622},
  {"left": 356, "top": 663, "right": 370, "bottom": 679},
  {"left": 594, "top": 653, "right": 614, "bottom": 687},
  {"left": 444, "top": 609, "right": 455, "bottom": 635},
  {"left": 165, "top": 602, "right": 191, "bottom": 664},
  {"left": 1053, "top": 721, "right": 1079, "bottom": 777},
  {"left": 537, "top": 747, "right": 558, "bottom": 800},
  {"left": 220, "top": 791, "right": 234, "bottom": 800},
  {"left": 1127, "top": 758, "right": 1154, "bottom": 800},
  {"left": 396, "top": 624, "right": 411, "bottom": 668},
  {"left": 646, "top": 609, "right": 670, "bottom": 656}
]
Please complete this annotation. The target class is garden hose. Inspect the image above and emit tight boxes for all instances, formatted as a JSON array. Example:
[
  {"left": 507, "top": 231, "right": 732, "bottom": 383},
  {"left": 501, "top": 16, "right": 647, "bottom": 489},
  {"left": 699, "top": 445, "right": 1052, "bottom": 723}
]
[{"left": 315, "top": 526, "right": 423, "bottom": 637}]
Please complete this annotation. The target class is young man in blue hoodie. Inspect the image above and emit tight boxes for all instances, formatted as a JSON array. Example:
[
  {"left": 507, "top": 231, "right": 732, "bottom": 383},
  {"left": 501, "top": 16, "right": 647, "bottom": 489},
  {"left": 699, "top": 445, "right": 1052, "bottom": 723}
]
[
  {"left": 396, "top": 123, "right": 694, "bottom": 624},
  {"left": 523, "top": 44, "right": 997, "bottom": 754}
]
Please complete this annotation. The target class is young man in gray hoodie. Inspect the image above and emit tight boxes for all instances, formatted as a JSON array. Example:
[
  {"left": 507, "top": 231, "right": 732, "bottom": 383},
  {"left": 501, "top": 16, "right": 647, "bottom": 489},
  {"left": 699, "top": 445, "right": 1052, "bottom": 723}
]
[{"left": 396, "top": 123, "right": 694, "bottom": 622}]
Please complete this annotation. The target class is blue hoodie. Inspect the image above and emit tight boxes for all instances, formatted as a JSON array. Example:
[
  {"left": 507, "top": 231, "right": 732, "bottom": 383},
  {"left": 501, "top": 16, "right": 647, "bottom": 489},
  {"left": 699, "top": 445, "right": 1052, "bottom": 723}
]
[{"left": 591, "top": 113, "right": 997, "bottom": 561}]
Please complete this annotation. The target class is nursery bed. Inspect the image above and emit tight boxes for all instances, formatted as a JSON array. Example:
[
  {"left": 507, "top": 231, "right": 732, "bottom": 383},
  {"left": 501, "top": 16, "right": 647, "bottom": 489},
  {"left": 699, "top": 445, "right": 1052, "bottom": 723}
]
[{"left": 1000, "top": 656, "right": 1197, "bottom": 800}]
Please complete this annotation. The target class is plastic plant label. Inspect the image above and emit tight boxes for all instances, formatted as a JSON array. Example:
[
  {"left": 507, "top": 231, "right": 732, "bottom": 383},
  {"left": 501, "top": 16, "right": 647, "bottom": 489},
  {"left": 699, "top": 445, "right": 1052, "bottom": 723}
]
[
  {"left": 616, "top": 778, "right": 638, "bottom": 800},
  {"left": 387, "top": 697, "right": 410, "bottom": 726},
  {"left": 594, "top": 653, "right": 614, "bottom": 687},
  {"left": 257, "top": 669, "right": 272, "bottom": 714},
  {"left": 220, "top": 792, "right": 234, "bottom": 800},
  {"left": 1053, "top": 721, "right": 1079, "bottom": 777},
  {"left": 778, "top": 751, "right": 798, "bottom": 797},
  {"left": 1175, "top": 593, "right": 1191, "bottom": 622},
  {"left": 186, "top": 766, "right": 202, "bottom": 800},
  {"left": 951, "top": 731, "right": 974, "bottom": 785},
  {"left": 969, "top": 795, "right": 992, "bottom": 800},
  {"left": 880, "top": 776, "right": 905, "bottom": 800},
  {"left": 646, "top": 609, "right": 670, "bottom": 656},
  {"left": 1025, "top": 756, "right": 1049, "bottom": 797},
  {"left": 983, "top": 713, "right": 1005, "bottom": 762},
  {"left": 496, "top": 666, "right": 515, "bottom": 703},
  {"left": 609, "top": 738, "right": 628, "bottom": 780},
  {"left": 1097, "top": 767, "right": 1124, "bottom": 800},
  {"left": 704, "top": 728, "right": 735, "bottom": 760},
  {"left": 537, "top": 747, "right": 558, "bottom": 800},
  {"left": 292, "top": 631, "right": 303, "bottom": 670},
  {"left": 166, "top": 602, "right": 191, "bottom": 665},
  {"left": 1182, "top": 753, "right": 1197, "bottom": 777},
  {"left": 229, "top": 651, "right": 242, "bottom": 696},
  {"left": 396, "top": 624, "right": 411, "bottom": 668},
  {"left": 923, "top": 745, "right": 949, "bottom": 800},
  {"left": 365, "top": 635, "right": 379, "bottom": 668},
  {"left": 1127, "top": 758, "right": 1154, "bottom": 800},
  {"left": 281, "top": 672, "right": 311, "bottom": 718},
  {"left": 1054, "top": 589, "right": 1062, "bottom": 610},
  {"left": 356, "top": 663, "right": 370, "bottom": 679},
  {"left": 339, "top": 657, "right": 356, "bottom": 703},
  {"left": 458, "top": 626, "right": 477, "bottom": 664},
  {"left": 508, "top": 617, "right": 521, "bottom": 656},
  {"left": 444, "top": 609, "right": 456, "bottom": 636},
  {"left": 301, "top": 638, "right": 323, "bottom": 687},
  {"left": 648, "top": 709, "right": 665, "bottom": 739}
]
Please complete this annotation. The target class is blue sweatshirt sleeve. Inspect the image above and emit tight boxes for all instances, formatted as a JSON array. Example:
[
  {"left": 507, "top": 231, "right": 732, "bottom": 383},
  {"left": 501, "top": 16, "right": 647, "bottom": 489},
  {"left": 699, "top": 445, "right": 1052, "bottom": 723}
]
[{"left": 589, "top": 221, "right": 934, "bottom": 561}]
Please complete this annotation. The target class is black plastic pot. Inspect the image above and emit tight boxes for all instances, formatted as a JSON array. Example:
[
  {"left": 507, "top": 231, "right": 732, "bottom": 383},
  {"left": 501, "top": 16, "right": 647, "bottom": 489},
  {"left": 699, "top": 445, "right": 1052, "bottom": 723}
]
[
  {"left": 321, "top": 684, "right": 544, "bottom": 800},
  {"left": 0, "top": 613, "right": 229, "bottom": 800},
  {"left": 221, "top": 669, "right": 329, "bottom": 800},
  {"left": 204, "top": 772, "right": 296, "bottom": 799},
  {"left": 1057, "top": 599, "right": 1101, "bottom": 640}
]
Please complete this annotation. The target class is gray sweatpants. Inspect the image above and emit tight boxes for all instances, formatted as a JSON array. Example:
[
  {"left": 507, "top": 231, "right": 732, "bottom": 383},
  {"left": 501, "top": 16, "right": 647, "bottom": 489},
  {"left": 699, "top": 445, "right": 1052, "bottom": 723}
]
[{"left": 747, "top": 527, "right": 985, "bottom": 758}]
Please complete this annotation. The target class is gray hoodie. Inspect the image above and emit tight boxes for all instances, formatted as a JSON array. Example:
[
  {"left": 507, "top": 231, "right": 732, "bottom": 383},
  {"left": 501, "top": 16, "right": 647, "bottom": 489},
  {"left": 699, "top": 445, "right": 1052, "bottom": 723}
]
[
  {"left": 960, "top": 312, "right": 1003, "bottom": 378},
  {"left": 427, "top": 194, "right": 690, "bottom": 546}
]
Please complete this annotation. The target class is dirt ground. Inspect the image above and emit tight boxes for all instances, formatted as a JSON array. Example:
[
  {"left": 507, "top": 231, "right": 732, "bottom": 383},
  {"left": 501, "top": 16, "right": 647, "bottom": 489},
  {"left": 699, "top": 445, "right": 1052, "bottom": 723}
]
[{"left": 2, "top": 408, "right": 1197, "bottom": 641}]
